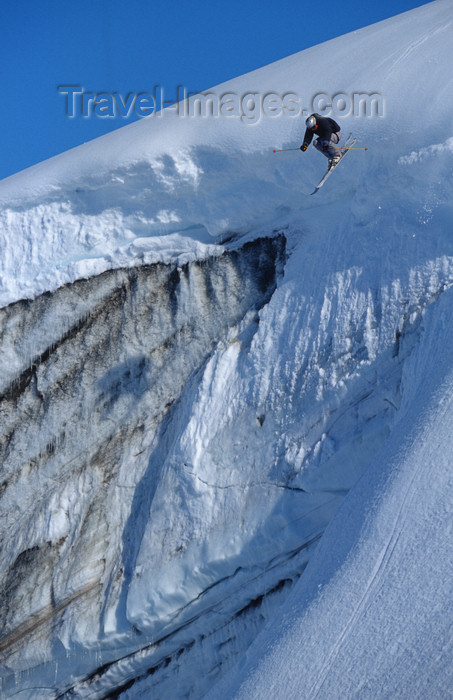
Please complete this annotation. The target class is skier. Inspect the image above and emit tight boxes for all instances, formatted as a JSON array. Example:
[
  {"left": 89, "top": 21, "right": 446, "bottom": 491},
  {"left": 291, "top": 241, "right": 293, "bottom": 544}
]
[{"left": 300, "top": 113, "right": 342, "bottom": 166}]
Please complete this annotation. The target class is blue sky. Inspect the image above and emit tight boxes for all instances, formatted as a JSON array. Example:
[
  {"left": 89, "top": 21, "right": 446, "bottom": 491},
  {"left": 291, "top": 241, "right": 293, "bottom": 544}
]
[{"left": 1, "top": 0, "right": 428, "bottom": 180}]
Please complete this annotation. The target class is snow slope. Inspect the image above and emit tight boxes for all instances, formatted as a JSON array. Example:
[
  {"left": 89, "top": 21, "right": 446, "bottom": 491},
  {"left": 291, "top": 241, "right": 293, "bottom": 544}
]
[
  {"left": 0, "top": 0, "right": 450, "bottom": 306},
  {"left": 1, "top": 0, "right": 453, "bottom": 697},
  {"left": 210, "top": 285, "right": 453, "bottom": 700}
]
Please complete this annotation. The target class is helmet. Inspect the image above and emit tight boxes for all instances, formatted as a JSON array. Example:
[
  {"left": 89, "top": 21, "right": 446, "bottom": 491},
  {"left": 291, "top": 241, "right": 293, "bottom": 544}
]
[{"left": 306, "top": 115, "right": 317, "bottom": 129}]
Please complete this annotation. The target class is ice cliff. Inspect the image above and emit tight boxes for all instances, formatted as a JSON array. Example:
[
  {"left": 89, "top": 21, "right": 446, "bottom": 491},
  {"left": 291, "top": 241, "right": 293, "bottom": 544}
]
[{"left": 1, "top": 1, "right": 453, "bottom": 698}]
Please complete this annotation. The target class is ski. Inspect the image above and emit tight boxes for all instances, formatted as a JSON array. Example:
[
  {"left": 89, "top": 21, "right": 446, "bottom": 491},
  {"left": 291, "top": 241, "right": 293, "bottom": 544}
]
[{"left": 309, "top": 135, "right": 357, "bottom": 195}]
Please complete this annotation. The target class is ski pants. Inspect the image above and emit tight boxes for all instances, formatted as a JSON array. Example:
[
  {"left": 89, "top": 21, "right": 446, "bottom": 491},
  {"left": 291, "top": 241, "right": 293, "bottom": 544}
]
[{"left": 314, "top": 131, "right": 341, "bottom": 159}]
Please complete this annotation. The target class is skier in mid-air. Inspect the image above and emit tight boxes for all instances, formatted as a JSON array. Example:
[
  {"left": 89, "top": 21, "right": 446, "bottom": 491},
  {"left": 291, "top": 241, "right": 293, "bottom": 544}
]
[{"left": 300, "top": 113, "right": 342, "bottom": 166}]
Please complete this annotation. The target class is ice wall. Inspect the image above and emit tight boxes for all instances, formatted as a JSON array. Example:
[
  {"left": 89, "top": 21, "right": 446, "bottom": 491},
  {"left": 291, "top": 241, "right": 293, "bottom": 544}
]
[{"left": 0, "top": 236, "right": 285, "bottom": 695}]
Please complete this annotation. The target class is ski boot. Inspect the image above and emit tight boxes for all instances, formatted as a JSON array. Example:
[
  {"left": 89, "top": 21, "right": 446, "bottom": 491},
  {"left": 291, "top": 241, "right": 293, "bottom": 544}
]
[{"left": 328, "top": 154, "right": 341, "bottom": 168}]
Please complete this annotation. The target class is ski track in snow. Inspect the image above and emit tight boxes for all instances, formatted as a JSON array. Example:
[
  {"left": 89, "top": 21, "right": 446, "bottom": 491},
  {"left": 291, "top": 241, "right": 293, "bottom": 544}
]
[{"left": 308, "top": 445, "right": 422, "bottom": 698}]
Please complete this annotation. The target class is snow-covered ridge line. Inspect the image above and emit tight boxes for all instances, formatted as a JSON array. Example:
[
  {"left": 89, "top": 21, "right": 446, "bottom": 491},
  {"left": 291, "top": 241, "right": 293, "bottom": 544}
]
[
  {"left": 0, "top": 148, "right": 286, "bottom": 307},
  {"left": 1, "top": 0, "right": 452, "bottom": 308}
]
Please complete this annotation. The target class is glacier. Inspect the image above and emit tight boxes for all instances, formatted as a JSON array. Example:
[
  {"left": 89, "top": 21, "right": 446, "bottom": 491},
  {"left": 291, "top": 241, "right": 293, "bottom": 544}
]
[{"left": 1, "top": 0, "right": 453, "bottom": 697}]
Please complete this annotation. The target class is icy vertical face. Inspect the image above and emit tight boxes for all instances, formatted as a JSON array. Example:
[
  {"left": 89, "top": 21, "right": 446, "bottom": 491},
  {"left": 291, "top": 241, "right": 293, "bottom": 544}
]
[
  {"left": 0, "top": 236, "right": 285, "bottom": 683},
  {"left": 1, "top": 2, "right": 453, "bottom": 696},
  {"left": 3, "top": 221, "right": 453, "bottom": 698}
]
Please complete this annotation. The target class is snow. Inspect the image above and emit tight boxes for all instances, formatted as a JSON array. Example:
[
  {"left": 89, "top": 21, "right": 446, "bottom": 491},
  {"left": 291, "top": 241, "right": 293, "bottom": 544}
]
[
  {"left": 210, "top": 284, "right": 453, "bottom": 700},
  {"left": 1, "top": 0, "right": 453, "bottom": 698},
  {"left": 0, "top": 0, "right": 450, "bottom": 307}
]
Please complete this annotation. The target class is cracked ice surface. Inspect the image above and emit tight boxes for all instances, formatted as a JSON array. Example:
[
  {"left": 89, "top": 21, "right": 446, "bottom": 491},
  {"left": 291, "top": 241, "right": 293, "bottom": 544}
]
[{"left": 1, "top": 0, "right": 453, "bottom": 697}]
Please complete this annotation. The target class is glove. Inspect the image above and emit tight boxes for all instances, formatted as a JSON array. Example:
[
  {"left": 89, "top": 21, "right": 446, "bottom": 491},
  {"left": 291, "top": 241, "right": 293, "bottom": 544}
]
[
  {"left": 300, "top": 144, "right": 308, "bottom": 151},
  {"left": 320, "top": 140, "right": 330, "bottom": 150}
]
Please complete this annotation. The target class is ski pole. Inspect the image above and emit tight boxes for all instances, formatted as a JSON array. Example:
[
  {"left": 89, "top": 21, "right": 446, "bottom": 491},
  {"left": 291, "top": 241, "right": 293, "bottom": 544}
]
[{"left": 273, "top": 146, "right": 367, "bottom": 153}]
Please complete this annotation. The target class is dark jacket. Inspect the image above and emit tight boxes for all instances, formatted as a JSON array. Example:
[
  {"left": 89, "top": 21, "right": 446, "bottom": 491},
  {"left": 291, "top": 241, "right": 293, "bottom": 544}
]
[{"left": 302, "top": 114, "right": 341, "bottom": 148}]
